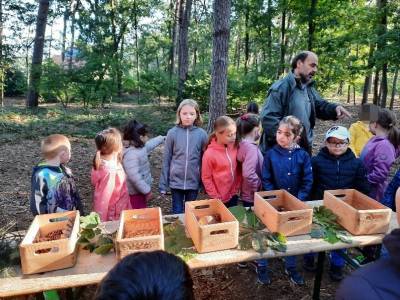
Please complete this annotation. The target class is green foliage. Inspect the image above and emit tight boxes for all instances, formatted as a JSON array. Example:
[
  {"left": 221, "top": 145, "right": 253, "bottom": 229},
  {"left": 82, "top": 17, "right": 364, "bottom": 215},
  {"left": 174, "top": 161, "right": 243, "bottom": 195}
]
[
  {"left": 229, "top": 206, "right": 287, "bottom": 253},
  {"left": 4, "top": 67, "right": 27, "bottom": 97},
  {"left": 163, "top": 220, "right": 197, "bottom": 262},
  {"left": 311, "top": 206, "right": 352, "bottom": 244},
  {"left": 78, "top": 212, "right": 114, "bottom": 255}
]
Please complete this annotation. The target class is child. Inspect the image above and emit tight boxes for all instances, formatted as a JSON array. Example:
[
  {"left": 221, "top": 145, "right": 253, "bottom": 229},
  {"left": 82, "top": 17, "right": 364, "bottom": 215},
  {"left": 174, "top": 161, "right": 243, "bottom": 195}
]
[
  {"left": 348, "top": 104, "right": 377, "bottom": 157},
  {"left": 30, "top": 134, "right": 83, "bottom": 216},
  {"left": 95, "top": 251, "right": 194, "bottom": 300},
  {"left": 122, "top": 120, "right": 165, "bottom": 209},
  {"left": 381, "top": 169, "right": 400, "bottom": 210},
  {"left": 360, "top": 108, "right": 400, "bottom": 203},
  {"left": 91, "top": 128, "right": 131, "bottom": 222},
  {"left": 159, "top": 99, "right": 208, "bottom": 214},
  {"left": 261, "top": 115, "right": 313, "bottom": 286},
  {"left": 202, "top": 116, "right": 241, "bottom": 207},
  {"left": 236, "top": 113, "right": 263, "bottom": 206},
  {"left": 311, "top": 125, "right": 369, "bottom": 281}
]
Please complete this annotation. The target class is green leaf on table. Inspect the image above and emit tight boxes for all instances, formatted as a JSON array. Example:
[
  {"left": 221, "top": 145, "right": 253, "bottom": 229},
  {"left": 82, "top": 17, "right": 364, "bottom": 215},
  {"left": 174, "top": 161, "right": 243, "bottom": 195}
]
[
  {"left": 77, "top": 236, "right": 90, "bottom": 244},
  {"left": 228, "top": 205, "right": 247, "bottom": 223},
  {"left": 163, "top": 220, "right": 196, "bottom": 261},
  {"left": 80, "top": 228, "right": 95, "bottom": 240},
  {"left": 83, "top": 243, "right": 96, "bottom": 252},
  {"left": 238, "top": 233, "right": 253, "bottom": 250},
  {"left": 94, "top": 243, "right": 114, "bottom": 255},
  {"left": 310, "top": 226, "right": 324, "bottom": 239},
  {"left": 80, "top": 212, "right": 101, "bottom": 229}
]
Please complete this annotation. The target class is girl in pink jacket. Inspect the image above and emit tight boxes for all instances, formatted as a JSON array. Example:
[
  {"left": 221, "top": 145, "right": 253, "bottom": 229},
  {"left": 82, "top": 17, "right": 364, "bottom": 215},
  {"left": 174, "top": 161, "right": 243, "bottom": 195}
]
[
  {"left": 91, "top": 128, "right": 131, "bottom": 221},
  {"left": 202, "top": 116, "right": 241, "bottom": 207},
  {"left": 236, "top": 113, "right": 263, "bottom": 206}
]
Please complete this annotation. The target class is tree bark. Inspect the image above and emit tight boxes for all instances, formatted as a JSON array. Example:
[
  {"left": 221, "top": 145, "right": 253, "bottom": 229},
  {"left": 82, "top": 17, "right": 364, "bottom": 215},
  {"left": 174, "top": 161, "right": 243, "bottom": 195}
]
[
  {"left": 68, "top": 0, "right": 79, "bottom": 70},
  {"left": 373, "top": 69, "right": 379, "bottom": 105},
  {"left": 308, "top": 0, "right": 317, "bottom": 51},
  {"left": 168, "top": 0, "right": 179, "bottom": 79},
  {"left": 207, "top": 0, "right": 231, "bottom": 133},
  {"left": 278, "top": 1, "right": 287, "bottom": 77},
  {"left": 26, "top": 0, "right": 50, "bottom": 108},
  {"left": 176, "top": 0, "right": 193, "bottom": 106},
  {"left": 244, "top": 4, "right": 250, "bottom": 74},
  {"left": 61, "top": 5, "right": 69, "bottom": 63},
  {"left": 389, "top": 66, "right": 398, "bottom": 110},
  {"left": 0, "top": 0, "right": 3, "bottom": 107},
  {"left": 266, "top": 0, "right": 272, "bottom": 62},
  {"left": 377, "top": 0, "right": 388, "bottom": 107},
  {"left": 362, "top": 44, "right": 375, "bottom": 104}
]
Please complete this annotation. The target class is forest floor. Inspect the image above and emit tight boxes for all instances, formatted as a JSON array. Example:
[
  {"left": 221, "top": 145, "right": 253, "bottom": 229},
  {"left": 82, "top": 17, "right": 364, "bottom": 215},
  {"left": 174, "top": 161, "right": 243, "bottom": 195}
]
[{"left": 0, "top": 97, "right": 398, "bottom": 300}]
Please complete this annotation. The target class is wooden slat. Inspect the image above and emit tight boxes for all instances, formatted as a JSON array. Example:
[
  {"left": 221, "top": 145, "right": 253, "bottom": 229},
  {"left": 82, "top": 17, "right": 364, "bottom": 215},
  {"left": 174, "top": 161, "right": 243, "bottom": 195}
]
[{"left": 0, "top": 201, "right": 398, "bottom": 297}]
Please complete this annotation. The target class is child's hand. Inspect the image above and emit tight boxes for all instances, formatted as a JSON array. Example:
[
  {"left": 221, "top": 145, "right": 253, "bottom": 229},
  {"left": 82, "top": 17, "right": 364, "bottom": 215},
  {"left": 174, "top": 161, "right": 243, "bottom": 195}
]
[{"left": 145, "top": 192, "right": 153, "bottom": 201}]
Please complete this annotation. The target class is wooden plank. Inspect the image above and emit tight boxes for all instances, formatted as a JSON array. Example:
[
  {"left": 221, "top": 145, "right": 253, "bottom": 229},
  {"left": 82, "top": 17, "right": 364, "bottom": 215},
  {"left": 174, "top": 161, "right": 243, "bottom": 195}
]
[{"left": 0, "top": 201, "right": 398, "bottom": 297}]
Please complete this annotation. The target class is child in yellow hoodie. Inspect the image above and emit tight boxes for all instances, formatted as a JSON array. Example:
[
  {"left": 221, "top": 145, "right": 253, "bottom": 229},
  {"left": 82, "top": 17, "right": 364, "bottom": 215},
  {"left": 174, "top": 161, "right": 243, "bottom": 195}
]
[{"left": 349, "top": 104, "right": 378, "bottom": 157}]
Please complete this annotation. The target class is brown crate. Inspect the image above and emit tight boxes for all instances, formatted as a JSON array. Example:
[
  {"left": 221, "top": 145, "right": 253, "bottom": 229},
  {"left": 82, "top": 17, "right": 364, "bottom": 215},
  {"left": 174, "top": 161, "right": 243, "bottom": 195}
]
[
  {"left": 254, "top": 190, "right": 313, "bottom": 236},
  {"left": 19, "top": 210, "right": 80, "bottom": 275},
  {"left": 323, "top": 189, "right": 392, "bottom": 235},
  {"left": 185, "top": 199, "right": 239, "bottom": 253},
  {"left": 115, "top": 207, "right": 164, "bottom": 260}
]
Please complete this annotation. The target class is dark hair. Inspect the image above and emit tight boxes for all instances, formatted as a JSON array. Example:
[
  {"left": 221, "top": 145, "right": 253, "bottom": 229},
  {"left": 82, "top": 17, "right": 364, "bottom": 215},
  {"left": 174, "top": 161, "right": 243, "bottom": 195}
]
[
  {"left": 376, "top": 108, "right": 400, "bottom": 148},
  {"left": 236, "top": 113, "right": 260, "bottom": 140},
  {"left": 123, "top": 119, "right": 149, "bottom": 148},
  {"left": 291, "top": 51, "right": 311, "bottom": 71},
  {"left": 95, "top": 251, "right": 194, "bottom": 300},
  {"left": 246, "top": 102, "right": 259, "bottom": 114}
]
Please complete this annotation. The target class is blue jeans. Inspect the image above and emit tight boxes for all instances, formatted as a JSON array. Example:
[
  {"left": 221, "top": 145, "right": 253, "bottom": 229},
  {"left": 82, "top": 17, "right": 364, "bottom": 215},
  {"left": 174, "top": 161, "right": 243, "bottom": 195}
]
[
  {"left": 305, "top": 250, "right": 346, "bottom": 268},
  {"left": 171, "top": 189, "right": 198, "bottom": 214},
  {"left": 257, "top": 255, "right": 297, "bottom": 270},
  {"left": 224, "top": 195, "right": 239, "bottom": 208}
]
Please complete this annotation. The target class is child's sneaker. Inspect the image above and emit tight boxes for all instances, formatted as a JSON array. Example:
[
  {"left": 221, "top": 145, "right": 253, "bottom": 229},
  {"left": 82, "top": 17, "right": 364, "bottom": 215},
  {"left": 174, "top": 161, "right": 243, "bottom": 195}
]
[
  {"left": 249, "top": 261, "right": 271, "bottom": 285},
  {"left": 285, "top": 267, "right": 305, "bottom": 286},
  {"left": 303, "top": 256, "right": 316, "bottom": 272},
  {"left": 237, "top": 262, "right": 248, "bottom": 269},
  {"left": 329, "top": 265, "right": 344, "bottom": 281}
]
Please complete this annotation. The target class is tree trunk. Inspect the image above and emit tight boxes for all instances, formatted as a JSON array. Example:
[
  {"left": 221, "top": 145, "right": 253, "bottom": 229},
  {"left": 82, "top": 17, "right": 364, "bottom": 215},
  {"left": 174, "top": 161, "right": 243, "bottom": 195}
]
[
  {"left": 0, "top": 0, "right": 3, "bottom": 107},
  {"left": 234, "top": 26, "right": 241, "bottom": 71},
  {"left": 26, "top": 0, "right": 50, "bottom": 108},
  {"left": 380, "top": 64, "right": 388, "bottom": 108},
  {"left": 176, "top": 0, "right": 193, "bottom": 106},
  {"left": 389, "top": 66, "right": 398, "bottom": 110},
  {"left": 168, "top": 0, "right": 179, "bottom": 79},
  {"left": 347, "top": 84, "right": 351, "bottom": 103},
  {"left": 207, "top": 0, "right": 231, "bottom": 133},
  {"left": 244, "top": 4, "right": 250, "bottom": 74},
  {"left": 308, "top": 0, "right": 317, "bottom": 51},
  {"left": 68, "top": 0, "right": 79, "bottom": 70},
  {"left": 134, "top": 0, "right": 140, "bottom": 102},
  {"left": 376, "top": 0, "right": 388, "bottom": 107},
  {"left": 373, "top": 69, "right": 379, "bottom": 105},
  {"left": 61, "top": 5, "right": 69, "bottom": 63},
  {"left": 353, "top": 85, "right": 356, "bottom": 105},
  {"left": 266, "top": 0, "right": 272, "bottom": 62},
  {"left": 278, "top": 1, "right": 287, "bottom": 77}
]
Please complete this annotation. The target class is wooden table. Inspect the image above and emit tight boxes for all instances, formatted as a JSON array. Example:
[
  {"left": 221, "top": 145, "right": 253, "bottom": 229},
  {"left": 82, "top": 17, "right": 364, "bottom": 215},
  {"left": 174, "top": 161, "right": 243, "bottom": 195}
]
[{"left": 0, "top": 201, "right": 398, "bottom": 298}]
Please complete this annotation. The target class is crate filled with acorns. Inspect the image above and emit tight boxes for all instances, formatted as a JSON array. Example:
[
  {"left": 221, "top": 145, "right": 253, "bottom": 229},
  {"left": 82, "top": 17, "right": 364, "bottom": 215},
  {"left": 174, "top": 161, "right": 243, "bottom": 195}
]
[
  {"left": 254, "top": 190, "right": 313, "bottom": 236},
  {"left": 115, "top": 207, "right": 164, "bottom": 260},
  {"left": 185, "top": 199, "right": 239, "bottom": 253},
  {"left": 19, "top": 210, "right": 80, "bottom": 275},
  {"left": 324, "top": 189, "right": 391, "bottom": 235}
]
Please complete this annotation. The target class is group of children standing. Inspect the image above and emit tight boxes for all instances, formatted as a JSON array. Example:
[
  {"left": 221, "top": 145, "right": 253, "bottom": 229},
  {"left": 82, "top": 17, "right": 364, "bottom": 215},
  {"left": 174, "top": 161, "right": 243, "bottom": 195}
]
[{"left": 30, "top": 100, "right": 400, "bottom": 287}]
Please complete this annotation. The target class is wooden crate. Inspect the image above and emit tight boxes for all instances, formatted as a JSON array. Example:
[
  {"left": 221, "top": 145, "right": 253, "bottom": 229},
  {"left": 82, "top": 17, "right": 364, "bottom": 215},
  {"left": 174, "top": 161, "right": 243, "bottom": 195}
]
[
  {"left": 19, "top": 210, "right": 80, "bottom": 275},
  {"left": 185, "top": 199, "right": 239, "bottom": 253},
  {"left": 115, "top": 207, "right": 164, "bottom": 260},
  {"left": 324, "top": 189, "right": 392, "bottom": 235},
  {"left": 254, "top": 190, "right": 313, "bottom": 236}
]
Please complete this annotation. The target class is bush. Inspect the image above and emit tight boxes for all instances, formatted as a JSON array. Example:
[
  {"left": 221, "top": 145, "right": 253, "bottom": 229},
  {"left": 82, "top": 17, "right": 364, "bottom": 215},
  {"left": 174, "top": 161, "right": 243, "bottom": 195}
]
[{"left": 4, "top": 67, "right": 27, "bottom": 97}]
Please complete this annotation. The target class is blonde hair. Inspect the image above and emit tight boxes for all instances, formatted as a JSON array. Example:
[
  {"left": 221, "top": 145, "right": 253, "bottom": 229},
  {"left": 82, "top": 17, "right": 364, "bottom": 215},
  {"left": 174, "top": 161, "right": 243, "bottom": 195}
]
[
  {"left": 41, "top": 134, "right": 70, "bottom": 160},
  {"left": 175, "top": 99, "right": 203, "bottom": 126},
  {"left": 207, "top": 116, "right": 236, "bottom": 146},
  {"left": 93, "top": 128, "right": 123, "bottom": 170},
  {"left": 278, "top": 115, "right": 303, "bottom": 137}
]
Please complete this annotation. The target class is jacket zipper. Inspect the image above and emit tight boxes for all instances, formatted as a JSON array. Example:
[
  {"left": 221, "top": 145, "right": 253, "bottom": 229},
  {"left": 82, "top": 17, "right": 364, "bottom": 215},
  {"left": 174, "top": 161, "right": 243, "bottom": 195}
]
[
  {"left": 183, "top": 128, "right": 189, "bottom": 190},
  {"left": 336, "top": 160, "right": 340, "bottom": 186},
  {"left": 226, "top": 146, "right": 235, "bottom": 183}
]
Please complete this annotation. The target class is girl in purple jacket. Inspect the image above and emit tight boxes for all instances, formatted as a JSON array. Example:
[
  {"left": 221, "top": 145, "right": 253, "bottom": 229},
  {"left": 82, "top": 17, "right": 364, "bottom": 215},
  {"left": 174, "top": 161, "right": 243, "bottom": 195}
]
[
  {"left": 236, "top": 113, "right": 263, "bottom": 206},
  {"left": 360, "top": 108, "right": 400, "bottom": 202}
]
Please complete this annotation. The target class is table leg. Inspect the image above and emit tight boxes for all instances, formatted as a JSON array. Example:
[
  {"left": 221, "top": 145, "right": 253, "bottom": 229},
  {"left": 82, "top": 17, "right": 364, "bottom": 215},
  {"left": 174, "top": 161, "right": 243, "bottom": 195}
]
[{"left": 312, "top": 251, "right": 325, "bottom": 300}]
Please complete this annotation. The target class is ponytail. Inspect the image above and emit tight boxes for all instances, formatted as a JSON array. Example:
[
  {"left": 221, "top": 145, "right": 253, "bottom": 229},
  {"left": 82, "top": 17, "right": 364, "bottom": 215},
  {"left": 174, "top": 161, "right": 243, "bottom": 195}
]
[
  {"left": 206, "top": 132, "right": 217, "bottom": 149},
  {"left": 388, "top": 127, "right": 400, "bottom": 149},
  {"left": 93, "top": 150, "right": 102, "bottom": 170}
]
